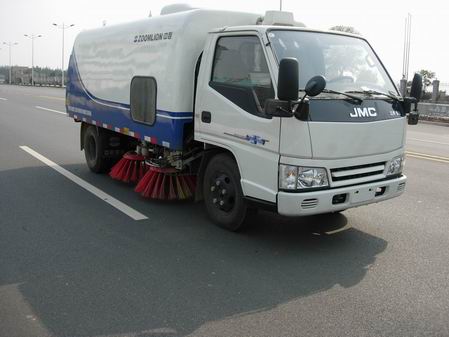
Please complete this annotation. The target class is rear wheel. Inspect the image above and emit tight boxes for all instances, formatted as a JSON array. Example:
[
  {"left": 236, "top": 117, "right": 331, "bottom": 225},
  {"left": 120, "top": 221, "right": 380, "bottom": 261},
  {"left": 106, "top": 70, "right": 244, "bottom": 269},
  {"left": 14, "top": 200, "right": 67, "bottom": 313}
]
[
  {"left": 84, "top": 126, "right": 111, "bottom": 173},
  {"left": 203, "top": 153, "right": 249, "bottom": 231}
]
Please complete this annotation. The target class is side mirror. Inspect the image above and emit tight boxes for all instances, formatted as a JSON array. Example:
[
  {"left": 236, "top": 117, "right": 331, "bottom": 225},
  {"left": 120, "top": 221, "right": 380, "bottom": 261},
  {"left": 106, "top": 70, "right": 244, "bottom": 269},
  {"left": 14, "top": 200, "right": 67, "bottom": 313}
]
[
  {"left": 278, "top": 58, "right": 299, "bottom": 101},
  {"left": 305, "top": 75, "right": 326, "bottom": 97},
  {"left": 409, "top": 73, "right": 423, "bottom": 102},
  {"left": 404, "top": 73, "right": 422, "bottom": 125},
  {"left": 408, "top": 112, "right": 419, "bottom": 125}
]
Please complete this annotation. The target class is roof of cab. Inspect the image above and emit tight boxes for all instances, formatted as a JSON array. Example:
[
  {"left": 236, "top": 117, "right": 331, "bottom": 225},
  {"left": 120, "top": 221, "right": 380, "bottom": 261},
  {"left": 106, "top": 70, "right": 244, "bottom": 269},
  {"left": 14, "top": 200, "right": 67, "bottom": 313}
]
[{"left": 210, "top": 25, "right": 367, "bottom": 41}]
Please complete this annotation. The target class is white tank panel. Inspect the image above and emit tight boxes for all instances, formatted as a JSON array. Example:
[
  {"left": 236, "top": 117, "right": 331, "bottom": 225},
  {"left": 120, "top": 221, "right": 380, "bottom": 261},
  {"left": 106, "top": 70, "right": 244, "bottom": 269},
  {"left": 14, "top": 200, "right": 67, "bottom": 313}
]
[{"left": 73, "top": 9, "right": 260, "bottom": 112}]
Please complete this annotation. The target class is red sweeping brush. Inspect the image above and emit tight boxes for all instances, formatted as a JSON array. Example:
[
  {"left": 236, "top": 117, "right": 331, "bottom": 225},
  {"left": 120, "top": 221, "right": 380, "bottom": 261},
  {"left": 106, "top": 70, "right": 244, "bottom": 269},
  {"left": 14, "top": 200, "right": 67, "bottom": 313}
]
[
  {"left": 109, "top": 152, "right": 147, "bottom": 184},
  {"left": 135, "top": 165, "right": 196, "bottom": 200}
]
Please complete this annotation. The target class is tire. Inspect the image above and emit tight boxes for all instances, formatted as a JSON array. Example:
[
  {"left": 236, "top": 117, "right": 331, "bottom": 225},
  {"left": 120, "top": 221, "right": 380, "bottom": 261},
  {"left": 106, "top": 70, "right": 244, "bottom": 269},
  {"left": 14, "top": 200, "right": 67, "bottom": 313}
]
[
  {"left": 83, "top": 126, "right": 111, "bottom": 173},
  {"left": 203, "top": 153, "right": 249, "bottom": 231}
]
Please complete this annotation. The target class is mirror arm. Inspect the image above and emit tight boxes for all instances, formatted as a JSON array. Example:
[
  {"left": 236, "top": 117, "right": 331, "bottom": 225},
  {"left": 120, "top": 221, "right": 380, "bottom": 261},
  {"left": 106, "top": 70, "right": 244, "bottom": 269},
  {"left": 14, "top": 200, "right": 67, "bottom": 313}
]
[
  {"left": 293, "top": 97, "right": 310, "bottom": 121},
  {"left": 408, "top": 97, "right": 418, "bottom": 112},
  {"left": 403, "top": 96, "right": 419, "bottom": 125},
  {"left": 278, "top": 106, "right": 294, "bottom": 117},
  {"left": 412, "top": 99, "right": 419, "bottom": 112},
  {"left": 401, "top": 97, "right": 418, "bottom": 115}
]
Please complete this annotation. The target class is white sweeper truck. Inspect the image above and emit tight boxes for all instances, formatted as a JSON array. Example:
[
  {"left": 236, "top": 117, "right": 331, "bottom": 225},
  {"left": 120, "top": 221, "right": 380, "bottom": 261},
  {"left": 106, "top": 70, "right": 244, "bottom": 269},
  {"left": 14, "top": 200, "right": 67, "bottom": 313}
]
[{"left": 66, "top": 4, "right": 423, "bottom": 230}]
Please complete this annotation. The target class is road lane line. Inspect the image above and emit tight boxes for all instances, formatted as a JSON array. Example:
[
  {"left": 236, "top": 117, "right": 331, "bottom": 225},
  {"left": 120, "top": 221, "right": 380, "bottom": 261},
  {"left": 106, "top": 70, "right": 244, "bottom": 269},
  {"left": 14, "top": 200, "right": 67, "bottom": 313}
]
[
  {"left": 408, "top": 138, "right": 449, "bottom": 146},
  {"left": 35, "top": 106, "right": 67, "bottom": 115},
  {"left": 406, "top": 151, "right": 449, "bottom": 161},
  {"left": 0, "top": 97, "right": 7, "bottom": 101},
  {"left": 406, "top": 151, "right": 449, "bottom": 164},
  {"left": 36, "top": 95, "right": 65, "bottom": 101},
  {"left": 407, "top": 154, "right": 449, "bottom": 164},
  {"left": 19, "top": 146, "right": 148, "bottom": 221}
]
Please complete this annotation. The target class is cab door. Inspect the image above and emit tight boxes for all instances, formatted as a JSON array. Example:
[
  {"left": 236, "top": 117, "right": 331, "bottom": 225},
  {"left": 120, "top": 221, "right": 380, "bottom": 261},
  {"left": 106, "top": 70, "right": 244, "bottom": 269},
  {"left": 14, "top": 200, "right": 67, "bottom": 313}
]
[{"left": 195, "top": 33, "right": 280, "bottom": 203}]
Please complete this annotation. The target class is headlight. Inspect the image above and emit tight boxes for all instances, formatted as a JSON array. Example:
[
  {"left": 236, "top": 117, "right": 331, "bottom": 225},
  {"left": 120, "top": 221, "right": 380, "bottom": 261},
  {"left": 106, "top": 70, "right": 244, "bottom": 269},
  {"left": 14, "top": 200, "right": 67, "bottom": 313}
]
[
  {"left": 297, "top": 167, "right": 329, "bottom": 188},
  {"left": 279, "top": 165, "right": 329, "bottom": 190},
  {"left": 386, "top": 155, "right": 404, "bottom": 176}
]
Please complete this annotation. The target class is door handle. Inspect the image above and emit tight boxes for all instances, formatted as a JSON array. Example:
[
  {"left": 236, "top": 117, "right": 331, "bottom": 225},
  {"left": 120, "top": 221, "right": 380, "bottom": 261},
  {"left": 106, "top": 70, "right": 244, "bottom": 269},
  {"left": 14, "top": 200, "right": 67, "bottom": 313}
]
[{"left": 201, "top": 111, "right": 211, "bottom": 123}]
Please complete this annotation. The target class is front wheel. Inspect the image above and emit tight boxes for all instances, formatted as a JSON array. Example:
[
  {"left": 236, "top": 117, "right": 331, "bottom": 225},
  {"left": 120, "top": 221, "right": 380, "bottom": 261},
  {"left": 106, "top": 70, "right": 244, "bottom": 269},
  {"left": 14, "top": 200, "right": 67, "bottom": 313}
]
[{"left": 203, "top": 153, "right": 249, "bottom": 231}]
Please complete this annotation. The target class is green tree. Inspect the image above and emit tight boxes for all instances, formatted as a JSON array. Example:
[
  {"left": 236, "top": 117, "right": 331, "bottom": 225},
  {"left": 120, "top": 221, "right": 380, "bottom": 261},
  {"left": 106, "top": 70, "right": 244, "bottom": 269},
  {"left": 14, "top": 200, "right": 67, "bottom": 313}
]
[
  {"left": 418, "top": 69, "right": 436, "bottom": 91},
  {"left": 329, "top": 25, "right": 360, "bottom": 35}
]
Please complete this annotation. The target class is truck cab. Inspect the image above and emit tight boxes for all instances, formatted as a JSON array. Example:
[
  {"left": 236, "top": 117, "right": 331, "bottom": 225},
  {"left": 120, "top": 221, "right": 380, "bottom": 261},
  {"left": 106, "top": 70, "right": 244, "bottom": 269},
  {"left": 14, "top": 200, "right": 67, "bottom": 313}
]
[{"left": 195, "top": 22, "right": 420, "bottom": 227}]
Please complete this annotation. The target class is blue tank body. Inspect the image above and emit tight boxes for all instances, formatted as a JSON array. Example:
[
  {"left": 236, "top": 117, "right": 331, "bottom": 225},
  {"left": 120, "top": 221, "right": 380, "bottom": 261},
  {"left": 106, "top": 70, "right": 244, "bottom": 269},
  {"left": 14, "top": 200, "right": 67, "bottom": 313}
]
[{"left": 66, "top": 54, "right": 193, "bottom": 150}]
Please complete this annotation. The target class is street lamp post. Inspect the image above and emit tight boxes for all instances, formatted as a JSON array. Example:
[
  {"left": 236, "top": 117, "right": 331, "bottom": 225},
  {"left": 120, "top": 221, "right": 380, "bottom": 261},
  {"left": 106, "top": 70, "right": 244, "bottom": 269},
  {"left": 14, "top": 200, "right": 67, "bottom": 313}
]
[
  {"left": 24, "top": 34, "right": 42, "bottom": 86},
  {"left": 2, "top": 41, "right": 18, "bottom": 85},
  {"left": 52, "top": 23, "right": 75, "bottom": 87}
]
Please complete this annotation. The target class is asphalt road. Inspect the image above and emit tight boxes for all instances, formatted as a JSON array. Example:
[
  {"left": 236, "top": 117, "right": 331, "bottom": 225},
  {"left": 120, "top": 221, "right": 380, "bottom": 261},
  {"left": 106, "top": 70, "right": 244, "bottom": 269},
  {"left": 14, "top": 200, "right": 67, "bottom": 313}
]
[{"left": 1, "top": 85, "right": 448, "bottom": 337}]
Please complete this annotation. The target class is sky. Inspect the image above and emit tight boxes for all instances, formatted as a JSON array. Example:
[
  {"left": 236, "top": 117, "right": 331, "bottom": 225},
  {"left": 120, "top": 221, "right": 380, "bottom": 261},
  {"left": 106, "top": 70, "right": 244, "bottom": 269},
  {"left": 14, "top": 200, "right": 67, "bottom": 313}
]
[{"left": 0, "top": 0, "right": 448, "bottom": 83}]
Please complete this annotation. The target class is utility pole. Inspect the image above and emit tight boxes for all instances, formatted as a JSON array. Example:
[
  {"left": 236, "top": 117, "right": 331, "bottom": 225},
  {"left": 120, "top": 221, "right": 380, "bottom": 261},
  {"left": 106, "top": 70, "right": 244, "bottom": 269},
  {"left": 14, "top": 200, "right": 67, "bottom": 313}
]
[
  {"left": 52, "top": 23, "right": 75, "bottom": 87},
  {"left": 2, "top": 41, "right": 18, "bottom": 85},
  {"left": 400, "top": 13, "right": 412, "bottom": 96},
  {"left": 280, "top": 0, "right": 283, "bottom": 11},
  {"left": 402, "top": 13, "right": 412, "bottom": 80},
  {"left": 24, "top": 34, "right": 42, "bottom": 86}
]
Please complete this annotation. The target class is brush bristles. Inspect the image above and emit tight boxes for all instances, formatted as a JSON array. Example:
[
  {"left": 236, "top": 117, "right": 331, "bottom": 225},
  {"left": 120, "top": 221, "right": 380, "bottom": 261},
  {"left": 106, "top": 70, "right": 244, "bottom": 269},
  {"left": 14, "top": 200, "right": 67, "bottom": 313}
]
[
  {"left": 135, "top": 167, "right": 196, "bottom": 200},
  {"left": 109, "top": 152, "right": 146, "bottom": 184}
]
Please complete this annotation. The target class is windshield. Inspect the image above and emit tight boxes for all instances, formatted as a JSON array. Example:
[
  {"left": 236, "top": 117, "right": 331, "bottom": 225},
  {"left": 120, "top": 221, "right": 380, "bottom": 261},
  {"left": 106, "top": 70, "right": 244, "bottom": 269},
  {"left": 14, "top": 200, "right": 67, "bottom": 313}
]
[{"left": 268, "top": 30, "right": 397, "bottom": 94}]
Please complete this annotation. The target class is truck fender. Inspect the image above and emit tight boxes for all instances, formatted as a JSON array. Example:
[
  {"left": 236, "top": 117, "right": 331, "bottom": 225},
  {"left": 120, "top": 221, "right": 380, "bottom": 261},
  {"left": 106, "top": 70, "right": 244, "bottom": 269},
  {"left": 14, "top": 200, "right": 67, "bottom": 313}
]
[
  {"left": 80, "top": 122, "right": 97, "bottom": 151},
  {"left": 194, "top": 146, "right": 240, "bottom": 202},
  {"left": 81, "top": 122, "right": 136, "bottom": 156}
]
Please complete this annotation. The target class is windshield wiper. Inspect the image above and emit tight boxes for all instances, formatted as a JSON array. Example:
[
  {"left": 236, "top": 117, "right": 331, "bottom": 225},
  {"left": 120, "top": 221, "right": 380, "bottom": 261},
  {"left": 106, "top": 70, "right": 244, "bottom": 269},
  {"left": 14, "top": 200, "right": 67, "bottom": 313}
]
[
  {"left": 298, "top": 88, "right": 363, "bottom": 103},
  {"left": 321, "top": 89, "right": 363, "bottom": 104},
  {"left": 299, "top": 89, "right": 363, "bottom": 104},
  {"left": 345, "top": 89, "right": 400, "bottom": 102}
]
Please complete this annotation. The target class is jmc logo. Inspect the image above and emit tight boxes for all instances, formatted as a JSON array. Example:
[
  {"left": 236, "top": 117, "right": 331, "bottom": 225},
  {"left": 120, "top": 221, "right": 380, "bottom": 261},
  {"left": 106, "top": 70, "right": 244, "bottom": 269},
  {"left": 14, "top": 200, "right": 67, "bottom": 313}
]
[{"left": 350, "top": 107, "right": 377, "bottom": 118}]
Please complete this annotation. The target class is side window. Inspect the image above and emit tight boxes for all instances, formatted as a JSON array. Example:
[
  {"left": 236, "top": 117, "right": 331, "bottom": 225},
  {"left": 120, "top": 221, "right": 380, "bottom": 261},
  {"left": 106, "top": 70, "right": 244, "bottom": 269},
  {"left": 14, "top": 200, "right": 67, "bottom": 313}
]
[
  {"left": 130, "top": 77, "right": 156, "bottom": 125},
  {"left": 210, "top": 36, "right": 274, "bottom": 115}
]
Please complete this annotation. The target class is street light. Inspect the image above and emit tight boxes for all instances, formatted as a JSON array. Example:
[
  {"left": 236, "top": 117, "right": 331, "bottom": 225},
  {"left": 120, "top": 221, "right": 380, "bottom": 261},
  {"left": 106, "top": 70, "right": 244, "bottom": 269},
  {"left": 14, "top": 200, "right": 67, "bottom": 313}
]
[
  {"left": 2, "top": 41, "right": 18, "bottom": 85},
  {"left": 52, "top": 23, "right": 75, "bottom": 87},
  {"left": 24, "top": 34, "right": 42, "bottom": 86}
]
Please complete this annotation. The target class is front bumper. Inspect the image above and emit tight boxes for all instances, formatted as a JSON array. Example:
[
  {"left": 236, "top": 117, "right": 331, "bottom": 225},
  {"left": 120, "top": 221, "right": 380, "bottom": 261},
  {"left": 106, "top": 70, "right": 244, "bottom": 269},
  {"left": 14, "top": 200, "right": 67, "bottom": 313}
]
[{"left": 277, "top": 175, "right": 406, "bottom": 216}]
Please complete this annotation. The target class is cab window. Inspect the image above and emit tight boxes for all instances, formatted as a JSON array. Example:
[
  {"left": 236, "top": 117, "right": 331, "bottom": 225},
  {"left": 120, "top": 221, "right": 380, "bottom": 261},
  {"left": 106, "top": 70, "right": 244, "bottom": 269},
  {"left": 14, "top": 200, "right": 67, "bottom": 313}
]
[{"left": 210, "top": 36, "right": 274, "bottom": 116}]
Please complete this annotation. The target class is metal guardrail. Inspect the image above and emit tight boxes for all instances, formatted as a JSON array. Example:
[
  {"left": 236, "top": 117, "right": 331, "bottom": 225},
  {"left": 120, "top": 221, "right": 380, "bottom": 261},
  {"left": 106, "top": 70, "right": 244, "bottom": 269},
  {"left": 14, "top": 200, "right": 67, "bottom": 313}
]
[{"left": 418, "top": 102, "right": 449, "bottom": 123}]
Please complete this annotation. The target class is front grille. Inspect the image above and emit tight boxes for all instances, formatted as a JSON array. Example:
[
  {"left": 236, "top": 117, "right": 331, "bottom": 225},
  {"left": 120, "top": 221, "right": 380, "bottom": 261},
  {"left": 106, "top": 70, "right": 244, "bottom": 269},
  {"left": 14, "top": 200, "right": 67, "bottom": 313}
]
[{"left": 330, "top": 162, "right": 386, "bottom": 187}]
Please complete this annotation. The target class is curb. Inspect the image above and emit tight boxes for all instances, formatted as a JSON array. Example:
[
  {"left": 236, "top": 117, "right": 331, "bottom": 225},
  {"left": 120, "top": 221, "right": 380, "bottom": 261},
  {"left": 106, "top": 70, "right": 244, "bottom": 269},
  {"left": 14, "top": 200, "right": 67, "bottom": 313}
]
[
  {"left": 419, "top": 115, "right": 449, "bottom": 126},
  {"left": 419, "top": 119, "right": 449, "bottom": 127}
]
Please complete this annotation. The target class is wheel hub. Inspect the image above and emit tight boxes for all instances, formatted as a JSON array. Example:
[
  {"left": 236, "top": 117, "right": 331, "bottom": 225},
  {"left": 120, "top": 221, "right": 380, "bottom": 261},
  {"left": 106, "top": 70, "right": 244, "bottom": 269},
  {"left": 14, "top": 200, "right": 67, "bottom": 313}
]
[{"left": 210, "top": 173, "right": 235, "bottom": 212}]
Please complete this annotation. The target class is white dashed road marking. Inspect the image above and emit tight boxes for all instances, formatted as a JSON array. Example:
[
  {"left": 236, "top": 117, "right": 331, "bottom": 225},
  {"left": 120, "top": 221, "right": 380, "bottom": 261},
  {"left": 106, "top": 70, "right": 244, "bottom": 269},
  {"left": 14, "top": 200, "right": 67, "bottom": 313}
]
[
  {"left": 35, "top": 106, "right": 67, "bottom": 115},
  {"left": 20, "top": 146, "right": 148, "bottom": 221}
]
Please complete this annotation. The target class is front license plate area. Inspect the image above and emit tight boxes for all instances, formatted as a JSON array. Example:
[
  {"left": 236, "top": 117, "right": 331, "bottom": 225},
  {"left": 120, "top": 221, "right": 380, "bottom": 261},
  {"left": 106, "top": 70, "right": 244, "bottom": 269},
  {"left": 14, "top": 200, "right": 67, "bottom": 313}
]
[{"left": 351, "top": 187, "right": 376, "bottom": 203}]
